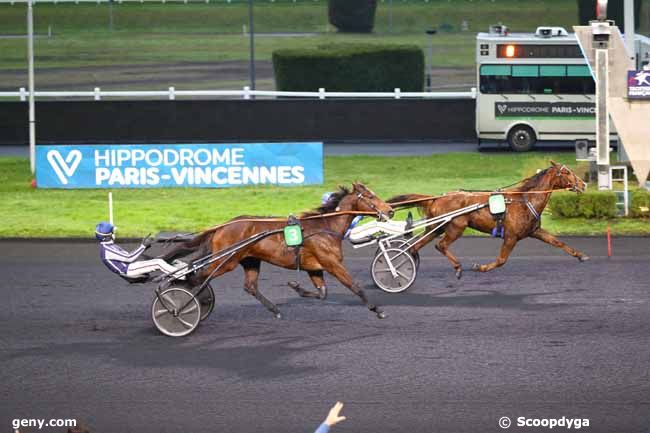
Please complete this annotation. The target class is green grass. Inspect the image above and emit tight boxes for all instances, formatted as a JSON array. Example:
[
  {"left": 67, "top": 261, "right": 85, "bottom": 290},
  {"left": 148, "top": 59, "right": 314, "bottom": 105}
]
[
  {"left": 1, "top": 154, "right": 648, "bottom": 238},
  {"left": 0, "top": 32, "right": 476, "bottom": 69},
  {"left": 0, "top": 0, "right": 582, "bottom": 70},
  {"left": 1, "top": 1, "right": 580, "bottom": 34}
]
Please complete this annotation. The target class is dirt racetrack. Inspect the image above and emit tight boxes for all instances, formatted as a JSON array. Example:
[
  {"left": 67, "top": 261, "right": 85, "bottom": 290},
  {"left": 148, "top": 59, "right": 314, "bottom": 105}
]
[{"left": 1, "top": 236, "right": 648, "bottom": 433}]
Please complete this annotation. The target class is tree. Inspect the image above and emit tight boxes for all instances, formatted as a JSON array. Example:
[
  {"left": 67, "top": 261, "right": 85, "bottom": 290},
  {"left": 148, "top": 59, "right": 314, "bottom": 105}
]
[{"left": 328, "top": 0, "right": 378, "bottom": 33}]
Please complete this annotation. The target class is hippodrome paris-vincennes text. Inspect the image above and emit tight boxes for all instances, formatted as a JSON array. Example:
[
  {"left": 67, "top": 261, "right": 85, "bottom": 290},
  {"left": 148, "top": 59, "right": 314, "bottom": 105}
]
[{"left": 92, "top": 147, "right": 305, "bottom": 186}]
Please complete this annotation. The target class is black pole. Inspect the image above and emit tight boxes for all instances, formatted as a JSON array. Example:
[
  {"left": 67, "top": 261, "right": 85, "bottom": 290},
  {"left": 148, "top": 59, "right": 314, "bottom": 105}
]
[
  {"left": 109, "top": 0, "right": 114, "bottom": 32},
  {"left": 248, "top": 0, "right": 256, "bottom": 91}
]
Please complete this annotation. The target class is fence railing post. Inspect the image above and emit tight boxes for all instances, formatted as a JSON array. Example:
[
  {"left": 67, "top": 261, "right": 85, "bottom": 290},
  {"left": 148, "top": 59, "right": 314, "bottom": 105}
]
[
  {"left": 169, "top": 87, "right": 175, "bottom": 100},
  {"left": 318, "top": 88, "right": 325, "bottom": 100},
  {"left": 19, "top": 87, "right": 27, "bottom": 102},
  {"left": 394, "top": 88, "right": 401, "bottom": 99},
  {"left": 94, "top": 87, "right": 101, "bottom": 101},
  {"left": 243, "top": 86, "right": 251, "bottom": 100}
]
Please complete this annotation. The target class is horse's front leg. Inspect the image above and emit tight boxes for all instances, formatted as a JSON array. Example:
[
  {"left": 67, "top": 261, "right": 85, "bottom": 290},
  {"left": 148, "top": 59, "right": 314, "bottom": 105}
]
[
  {"left": 322, "top": 259, "right": 385, "bottom": 319},
  {"left": 529, "top": 228, "right": 590, "bottom": 262},
  {"left": 472, "top": 235, "right": 518, "bottom": 272}
]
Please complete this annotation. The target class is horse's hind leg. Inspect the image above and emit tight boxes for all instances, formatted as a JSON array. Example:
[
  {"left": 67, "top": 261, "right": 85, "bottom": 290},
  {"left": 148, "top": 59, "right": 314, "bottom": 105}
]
[
  {"left": 471, "top": 235, "right": 517, "bottom": 272},
  {"left": 529, "top": 228, "right": 590, "bottom": 262},
  {"left": 435, "top": 220, "right": 468, "bottom": 279},
  {"left": 241, "top": 258, "right": 282, "bottom": 319}
]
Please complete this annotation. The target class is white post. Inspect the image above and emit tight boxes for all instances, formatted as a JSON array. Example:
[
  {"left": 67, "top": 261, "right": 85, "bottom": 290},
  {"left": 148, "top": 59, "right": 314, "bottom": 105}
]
[
  {"left": 19, "top": 87, "right": 27, "bottom": 102},
  {"left": 318, "top": 87, "right": 325, "bottom": 99},
  {"left": 94, "top": 87, "right": 101, "bottom": 101},
  {"left": 27, "top": 0, "right": 36, "bottom": 174},
  {"left": 624, "top": 0, "right": 636, "bottom": 66},
  {"left": 394, "top": 88, "right": 401, "bottom": 99},
  {"left": 108, "top": 192, "right": 114, "bottom": 225},
  {"left": 168, "top": 86, "right": 175, "bottom": 100},
  {"left": 243, "top": 85, "right": 250, "bottom": 100},
  {"left": 595, "top": 47, "right": 610, "bottom": 189}
]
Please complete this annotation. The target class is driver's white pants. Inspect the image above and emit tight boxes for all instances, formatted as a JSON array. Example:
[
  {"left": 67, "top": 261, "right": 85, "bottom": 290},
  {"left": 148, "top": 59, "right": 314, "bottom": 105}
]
[{"left": 126, "top": 259, "right": 180, "bottom": 277}]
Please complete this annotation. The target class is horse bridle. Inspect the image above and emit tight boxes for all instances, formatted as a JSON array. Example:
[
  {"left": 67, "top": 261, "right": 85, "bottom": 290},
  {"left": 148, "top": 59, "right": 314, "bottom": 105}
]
[
  {"left": 556, "top": 165, "right": 586, "bottom": 193},
  {"left": 356, "top": 191, "right": 390, "bottom": 221}
]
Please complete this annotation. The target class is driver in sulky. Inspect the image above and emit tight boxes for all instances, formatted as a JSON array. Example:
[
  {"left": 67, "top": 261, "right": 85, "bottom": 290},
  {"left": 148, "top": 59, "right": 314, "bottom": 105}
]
[{"left": 94, "top": 221, "right": 183, "bottom": 280}]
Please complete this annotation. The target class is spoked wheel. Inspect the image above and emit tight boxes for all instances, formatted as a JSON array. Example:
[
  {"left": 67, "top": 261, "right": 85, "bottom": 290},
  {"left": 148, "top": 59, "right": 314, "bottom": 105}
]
[
  {"left": 371, "top": 248, "right": 417, "bottom": 293},
  {"left": 151, "top": 287, "right": 201, "bottom": 337},
  {"left": 193, "top": 283, "right": 215, "bottom": 321},
  {"left": 375, "top": 239, "right": 420, "bottom": 270}
]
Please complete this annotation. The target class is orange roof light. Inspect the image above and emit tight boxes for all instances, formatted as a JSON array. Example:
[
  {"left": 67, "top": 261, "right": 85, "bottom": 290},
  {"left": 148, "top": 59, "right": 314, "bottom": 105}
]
[{"left": 505, "top": 45, "right": 516, "bottom": 58}]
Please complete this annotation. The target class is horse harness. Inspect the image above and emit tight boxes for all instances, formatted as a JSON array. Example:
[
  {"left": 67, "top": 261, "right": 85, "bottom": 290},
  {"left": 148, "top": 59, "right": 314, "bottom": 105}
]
[
  {"left": 489, "top": 193, "right": 542, "bottom": 238},
  {"left": 284, "top": 192, "right": 386, "bottom": 272}
]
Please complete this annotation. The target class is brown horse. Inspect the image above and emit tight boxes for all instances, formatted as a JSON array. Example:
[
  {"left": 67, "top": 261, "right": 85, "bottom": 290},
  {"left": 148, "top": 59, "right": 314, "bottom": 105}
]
[
  {"left": 388, "top": 161, "right": 589, "bottom": 279},
  {"left": 163, "top": 183, "right": 394, "bottom": 319}
]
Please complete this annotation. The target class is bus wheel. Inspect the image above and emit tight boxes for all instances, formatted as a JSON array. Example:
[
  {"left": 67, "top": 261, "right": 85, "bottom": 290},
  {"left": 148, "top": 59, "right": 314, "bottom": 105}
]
[{"left": 508, "top": 125, "right": 536, "bottom": 152}]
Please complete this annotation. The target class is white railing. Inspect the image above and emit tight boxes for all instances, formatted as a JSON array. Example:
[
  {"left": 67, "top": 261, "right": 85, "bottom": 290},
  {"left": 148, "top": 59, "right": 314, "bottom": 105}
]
[{"left": 0, "top": 86, "right": 477, "bottom": 101}]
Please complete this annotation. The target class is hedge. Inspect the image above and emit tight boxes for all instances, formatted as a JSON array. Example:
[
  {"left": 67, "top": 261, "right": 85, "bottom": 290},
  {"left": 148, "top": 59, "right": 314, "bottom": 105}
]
[
  {"left": 549, "top": 191, "right": 618, "bottom": 218},
  {"left": 577, "top": 0, "right": 641, "bottom": 29},
  {"left": 273, "top": 44, "right": 424, "bottom": 92},
  {"left": 328, "top": 0, "right": 378, "bottom": 33},
  {"left": 630, "top": 190, "right": 650, "bottom": 218}
]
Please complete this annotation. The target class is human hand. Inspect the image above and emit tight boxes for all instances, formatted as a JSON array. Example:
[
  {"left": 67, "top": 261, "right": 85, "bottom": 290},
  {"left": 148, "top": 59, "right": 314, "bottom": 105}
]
[
  {"left": 324, "top": 401, "right": 346, "bottom": 427},
  {"left": 142, "top": 233, "right": 154, "bottom": 248}
]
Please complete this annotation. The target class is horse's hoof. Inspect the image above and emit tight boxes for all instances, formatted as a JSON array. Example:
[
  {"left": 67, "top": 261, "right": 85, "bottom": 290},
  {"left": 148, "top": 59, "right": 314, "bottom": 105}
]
[
  {"left": 287, "top": 281, "right": 300, "bottom": 290},
  {"left": 455, "top": 268, "right": 463, "bottom": 279},
  {"left": 376, "top": 311, "right": 387, "bottom": 319},
  {"left": 274, "top": 312, "right": 282, "bottom": 320},
  {"left": 471, "top": 263, "right": 481, "bottom": 272},
  {"left": 579, "top": 255, "right": 590, "bottom": 262},
  {"left": 318, "top": 288, "right": 328, "bottom": 300}
]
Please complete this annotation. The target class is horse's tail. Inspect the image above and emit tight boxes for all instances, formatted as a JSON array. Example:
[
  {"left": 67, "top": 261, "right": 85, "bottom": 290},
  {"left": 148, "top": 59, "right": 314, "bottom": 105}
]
[
  {"left": 387, "top": 194, "right": 436, "bottom": 211},
  {"left": 161, "top": 229, "right": 216, "bottom": 261}
]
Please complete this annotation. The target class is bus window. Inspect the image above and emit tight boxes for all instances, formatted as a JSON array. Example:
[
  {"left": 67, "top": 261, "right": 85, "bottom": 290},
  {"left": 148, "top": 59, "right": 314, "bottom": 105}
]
[{"left": 480, "top": 64, "right": 594, "bottom": 95}]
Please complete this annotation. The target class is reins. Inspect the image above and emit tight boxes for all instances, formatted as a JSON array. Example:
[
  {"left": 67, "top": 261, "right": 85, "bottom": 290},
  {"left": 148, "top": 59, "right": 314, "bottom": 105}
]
[
  {"left": 162, "top": 210, "right": 380, "bottom": 243},
  {"left": 389, "top": 188, "right": 571, "bottom": 207}
]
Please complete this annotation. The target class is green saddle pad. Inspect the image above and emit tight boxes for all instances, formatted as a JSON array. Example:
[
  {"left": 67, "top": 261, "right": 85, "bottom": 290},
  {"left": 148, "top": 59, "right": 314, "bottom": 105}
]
[
  {"left": 284, "top": 224, "right": 303, "bottom": 247},
  {"left": 488, "top": 194, "right": 506, "bottom": 214}
]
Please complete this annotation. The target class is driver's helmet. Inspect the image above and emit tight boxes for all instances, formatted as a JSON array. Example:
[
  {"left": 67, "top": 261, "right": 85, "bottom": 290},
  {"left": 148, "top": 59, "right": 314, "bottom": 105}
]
[
  {"left": 95, "top": 222, "right": 115, "bottom": 242},
  {"left": 321, "top": 192, "right": 333, "bottom": 205}
]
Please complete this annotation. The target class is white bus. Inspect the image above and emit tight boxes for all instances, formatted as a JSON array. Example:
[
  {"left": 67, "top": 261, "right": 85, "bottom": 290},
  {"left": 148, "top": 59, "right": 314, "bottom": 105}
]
[{"left": 475, "top": 25, "right": 650, "bottom": 151}]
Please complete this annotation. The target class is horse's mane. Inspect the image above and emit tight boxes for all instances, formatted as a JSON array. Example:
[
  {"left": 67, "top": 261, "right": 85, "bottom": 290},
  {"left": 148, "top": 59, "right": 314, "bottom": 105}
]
[
  {"left": 300, "top": 185, "right": 351, "bottom": 217},
  {"left": 514, "top": 167, "right": 551, "bottom": 191}
]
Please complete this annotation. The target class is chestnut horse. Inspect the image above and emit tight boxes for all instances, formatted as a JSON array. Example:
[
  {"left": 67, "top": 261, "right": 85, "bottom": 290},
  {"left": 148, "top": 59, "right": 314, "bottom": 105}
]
[
  {"left": 388, "top": 161, "right": 589, "bottom": 279},
  {"left": 163, "top": 183, "right": 394, "bottom": 319}
]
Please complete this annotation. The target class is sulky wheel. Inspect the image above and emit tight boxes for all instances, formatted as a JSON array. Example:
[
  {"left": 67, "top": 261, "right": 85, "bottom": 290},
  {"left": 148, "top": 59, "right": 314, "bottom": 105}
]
[
  {"left": 193, "top": 283, "right": 215, "bottom": 321},
  {"left": 375, "top": 239, "right": 420, "bottom": 270},
  {"left": 371, "top": 248, "right": 417, "bottom": 293},
  {"left": 151, "top": 287, "right": 201, "bottom": 337}
]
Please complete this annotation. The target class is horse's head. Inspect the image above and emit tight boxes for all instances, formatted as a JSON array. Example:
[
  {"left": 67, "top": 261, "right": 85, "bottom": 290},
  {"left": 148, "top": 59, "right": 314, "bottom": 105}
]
[
  {"left": 351, "top": 182, "right": 395, "bottom": 220},
  {"left": 549, "top": 160, "right": 587, "bottom": 193}
]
